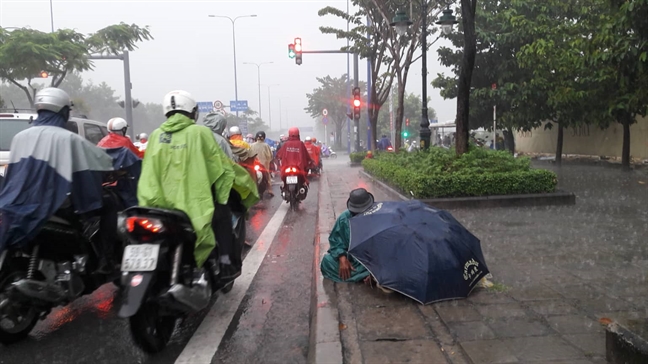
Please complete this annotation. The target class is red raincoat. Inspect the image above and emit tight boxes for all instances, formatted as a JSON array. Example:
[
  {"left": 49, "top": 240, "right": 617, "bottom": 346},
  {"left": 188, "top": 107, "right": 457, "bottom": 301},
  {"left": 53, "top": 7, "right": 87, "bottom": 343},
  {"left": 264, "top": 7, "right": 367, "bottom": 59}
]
[
  {"left": 97, "top": 133, "right": 144, "bottom": 158},
  {"left": 304, "top": 141, "right": 320, "bottom": 167},
  {"left": 277, "top": 138, "right": 312, "bottom": 177}
]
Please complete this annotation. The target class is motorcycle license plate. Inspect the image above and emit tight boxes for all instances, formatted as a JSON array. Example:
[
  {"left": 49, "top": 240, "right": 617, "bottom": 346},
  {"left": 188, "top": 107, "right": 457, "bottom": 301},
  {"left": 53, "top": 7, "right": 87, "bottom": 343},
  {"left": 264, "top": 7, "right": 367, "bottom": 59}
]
[
  {"left": 286, "top": 176, "right": 298, "bottom": 184},
  {"left": 121, "top": 244, "right": 160, "bottom": 272}
]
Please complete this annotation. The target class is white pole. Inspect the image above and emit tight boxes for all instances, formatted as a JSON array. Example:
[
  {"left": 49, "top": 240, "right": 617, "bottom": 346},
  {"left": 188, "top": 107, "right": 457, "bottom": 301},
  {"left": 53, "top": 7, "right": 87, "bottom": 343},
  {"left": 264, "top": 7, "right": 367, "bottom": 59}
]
[
  {"left": 493, "top": 105, "right": 497, "bottom": 150},
  {"left": 389, "top": 84, "right": 394, "bottom": 143}
]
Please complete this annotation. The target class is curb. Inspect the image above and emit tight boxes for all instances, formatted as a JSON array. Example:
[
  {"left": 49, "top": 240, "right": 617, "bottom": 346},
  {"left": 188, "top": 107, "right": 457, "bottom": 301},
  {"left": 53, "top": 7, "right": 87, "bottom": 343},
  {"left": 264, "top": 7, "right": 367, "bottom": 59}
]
[
  {"left": 359, "top": 170, "right": 576, "bottom": 209},
  {"left": 308, "top": 173, "right": 344, "bottom": 364}
]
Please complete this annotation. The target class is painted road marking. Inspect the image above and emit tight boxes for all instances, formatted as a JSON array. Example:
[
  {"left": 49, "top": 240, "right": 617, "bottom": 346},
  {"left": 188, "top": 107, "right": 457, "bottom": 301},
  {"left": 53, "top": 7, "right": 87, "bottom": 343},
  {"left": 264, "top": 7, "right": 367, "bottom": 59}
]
[{"left": 175, "top": 202, "right": 289, "bottom": 364}]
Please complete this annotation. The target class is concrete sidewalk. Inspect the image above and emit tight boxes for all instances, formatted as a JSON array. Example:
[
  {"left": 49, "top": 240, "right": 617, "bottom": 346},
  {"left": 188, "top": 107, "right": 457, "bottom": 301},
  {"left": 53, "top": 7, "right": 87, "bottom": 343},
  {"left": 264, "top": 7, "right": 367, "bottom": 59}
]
[{"left": 316, "top": 158, "right": 648, "bottom": 364}]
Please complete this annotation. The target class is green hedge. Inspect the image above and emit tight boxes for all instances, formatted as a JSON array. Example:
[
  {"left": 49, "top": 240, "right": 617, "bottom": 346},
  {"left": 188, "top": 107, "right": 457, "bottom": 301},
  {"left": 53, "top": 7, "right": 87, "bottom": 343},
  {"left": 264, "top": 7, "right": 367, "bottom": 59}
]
[
  {"left": 362, "top": 147, "right": 557, "bottom": 198},
  {"left": 349, "top": 152, "right": 365, "bottom": 163}
]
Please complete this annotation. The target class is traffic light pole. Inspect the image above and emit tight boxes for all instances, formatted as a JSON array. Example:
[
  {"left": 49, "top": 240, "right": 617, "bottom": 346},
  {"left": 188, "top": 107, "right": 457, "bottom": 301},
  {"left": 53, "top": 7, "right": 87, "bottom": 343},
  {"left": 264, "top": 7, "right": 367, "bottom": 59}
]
[
  {"left": 300, "top": 50, "right": 360, "bottom": 151},
  {"left": 88, "top": 51, "right": 134, "bottom": 134}
]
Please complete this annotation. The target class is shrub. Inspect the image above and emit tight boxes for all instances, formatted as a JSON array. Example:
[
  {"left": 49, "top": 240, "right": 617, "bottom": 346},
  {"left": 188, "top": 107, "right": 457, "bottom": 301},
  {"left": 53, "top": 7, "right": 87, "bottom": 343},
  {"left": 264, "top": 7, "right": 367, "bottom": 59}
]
[
  {"left": 349, "top": 152, "right": 365, "bottom": 163},
  {"left": 362, "top": 147, "right": 557, "bottom": 198}
]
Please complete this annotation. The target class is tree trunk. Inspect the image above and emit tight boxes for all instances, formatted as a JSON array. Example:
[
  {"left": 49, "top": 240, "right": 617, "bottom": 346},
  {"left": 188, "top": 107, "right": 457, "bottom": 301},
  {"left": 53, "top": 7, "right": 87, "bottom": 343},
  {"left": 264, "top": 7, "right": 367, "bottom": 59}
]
[
  {"left": 394, "top": 80, "right": 406, "bottom": 150},
  {"left": 504, "top": 128, "right": 515, "bottom": 154},
  {"left": 621, "top": 114, "right": 631, "bottom": 170},
  {"left": 455, "top": 0, "right": 477, "bottom": 156},
  {"left": 555, "top": 122, "right": 564, "bottom": 166},
  {"left": 335, "top": 120, "right": 343, "bottom": 149}
]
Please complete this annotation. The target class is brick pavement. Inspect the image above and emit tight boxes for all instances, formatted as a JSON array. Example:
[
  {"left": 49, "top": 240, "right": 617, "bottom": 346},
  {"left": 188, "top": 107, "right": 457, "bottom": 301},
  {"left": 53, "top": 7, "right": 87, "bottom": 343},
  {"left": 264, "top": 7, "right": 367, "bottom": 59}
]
[{"left": 319, "top": 158, "right": 648, "bottom": 364}]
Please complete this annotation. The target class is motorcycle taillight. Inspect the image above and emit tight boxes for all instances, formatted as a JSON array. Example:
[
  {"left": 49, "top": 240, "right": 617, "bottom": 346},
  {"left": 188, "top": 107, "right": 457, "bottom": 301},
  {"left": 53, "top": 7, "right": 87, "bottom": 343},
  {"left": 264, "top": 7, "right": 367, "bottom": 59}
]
[
  {"left": 254, "top": 165, "right": 261, "bottom": 171},
  {"left": 124, "top": 217, "right": 165, "bottom": 233},
  {"left": 284, "top": 167, "right": 298, "bottom": 173}
]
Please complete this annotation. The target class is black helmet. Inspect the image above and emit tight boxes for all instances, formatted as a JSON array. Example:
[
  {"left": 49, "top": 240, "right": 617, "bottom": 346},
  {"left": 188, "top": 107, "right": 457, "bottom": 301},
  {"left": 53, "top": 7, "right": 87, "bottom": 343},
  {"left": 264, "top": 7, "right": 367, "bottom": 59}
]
[{"left": 255, "top": 131, "right": 266, "bottom": 140}]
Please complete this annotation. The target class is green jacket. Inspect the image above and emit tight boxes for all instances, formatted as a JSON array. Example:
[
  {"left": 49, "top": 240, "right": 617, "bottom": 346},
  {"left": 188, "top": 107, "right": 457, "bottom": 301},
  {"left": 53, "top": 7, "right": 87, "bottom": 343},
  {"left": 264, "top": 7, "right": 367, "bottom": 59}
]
[{"left": 137, "top": 113, "right": 239, "bottom": 267}]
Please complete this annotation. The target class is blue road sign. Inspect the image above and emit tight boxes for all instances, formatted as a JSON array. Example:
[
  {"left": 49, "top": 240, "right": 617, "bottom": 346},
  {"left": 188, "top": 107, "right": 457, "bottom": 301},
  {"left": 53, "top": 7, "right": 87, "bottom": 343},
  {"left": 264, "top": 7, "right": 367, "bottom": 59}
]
[
  {"left": 239, "top": 120, "right": 249, "bottom": 134},
  {"left": 230, "top": 100, "right": 249, "bottom": 112},
  {"left": 322, "top": 116, "right": 329, "bottom": 125},
  {"left": 197, "top": 102, "right": 213, "bottom": 113},
  {"left": 430, "top": 118, "right": 439, "bottom": 124}
]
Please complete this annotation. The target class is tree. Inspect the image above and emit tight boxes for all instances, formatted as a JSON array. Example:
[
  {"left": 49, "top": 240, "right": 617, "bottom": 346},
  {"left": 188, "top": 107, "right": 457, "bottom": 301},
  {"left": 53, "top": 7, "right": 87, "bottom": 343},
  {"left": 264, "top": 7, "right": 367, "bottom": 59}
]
[
  {"left": 376, "top": 90, "right": 436, "bottom": 139},
  {"left": 223, "top": 108, "right": 267, "bottom": 136},
  {"left": 432, "top": 0, "right": 546, "bottom": 154},
  {"left": 0, "top": 23, "right": 152, "bottom": 107},
  {"left": 585, "top": 0, "right": 648, "bottom": 168},
  {"left": 304, "top": 74, "right": 366, "bottom": 149},
  {"left": 319, "top": 0, "right": 395, "bottom": 151},
  {"left": 368, "top": 0, "right": 447, "bottom": 150}
]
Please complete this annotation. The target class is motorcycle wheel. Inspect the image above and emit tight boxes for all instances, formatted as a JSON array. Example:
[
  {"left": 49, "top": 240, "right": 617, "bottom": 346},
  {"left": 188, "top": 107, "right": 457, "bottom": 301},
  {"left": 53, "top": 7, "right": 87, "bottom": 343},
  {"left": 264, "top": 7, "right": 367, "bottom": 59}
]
[
  {"left": 129, "top": 301, "right": 177, "bottom": 353},
  {"left": 289, "top": 192, "right": 298, "bottom": 211},
  {"left": 331, "top": 154, "right": 337, "bottom": 159},
  {"left": 257, "top": 176, "right": 267, "bottom": 197},
  {"left": 0, "top": 271, "right": 40, "bottom": 344},
  {"left": 221, "top": 282, "right": 234, "bottom": 294}
]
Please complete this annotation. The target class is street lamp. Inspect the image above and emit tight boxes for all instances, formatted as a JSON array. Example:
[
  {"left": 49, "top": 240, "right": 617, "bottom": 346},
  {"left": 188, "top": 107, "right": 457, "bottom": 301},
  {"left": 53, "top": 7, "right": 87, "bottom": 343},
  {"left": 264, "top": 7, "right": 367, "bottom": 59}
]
[
  {"left": 208, "top": 14, "right": 257, "bottom": 117},
  {"left": 390, "top": 3, "right": 457, "bottom": 150},
  {"left": 243, "top": 61, "right": 273, "bottom": 121},
  {"left": 265, "top": 84, "right": 280, "bottom": 131}
]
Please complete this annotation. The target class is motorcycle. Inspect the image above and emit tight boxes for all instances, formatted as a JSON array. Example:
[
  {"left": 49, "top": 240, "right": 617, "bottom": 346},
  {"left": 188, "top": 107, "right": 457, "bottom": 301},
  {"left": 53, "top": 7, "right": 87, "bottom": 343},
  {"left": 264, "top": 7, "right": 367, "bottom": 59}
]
[
  {"left": 116, "top": 205, "right": 245, "bottom": 353},
  {"left": 322, "top": 148, "right": 337, "bottom": 159},
  {"left": 0, "top": 173, "right": 127, "bottom": 344},
  {"left": 281, "top": 166, "right": 308, "bottom": 211},
  {"left": 253, "top": 162, "right": 270, "bottom": 197}
]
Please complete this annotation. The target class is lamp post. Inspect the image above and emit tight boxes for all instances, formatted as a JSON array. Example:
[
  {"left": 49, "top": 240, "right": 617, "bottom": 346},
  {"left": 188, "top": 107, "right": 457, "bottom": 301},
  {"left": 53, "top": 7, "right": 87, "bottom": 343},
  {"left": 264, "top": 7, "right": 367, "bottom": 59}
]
[
  {"left": 391, "top": 4, "right": 457, "bottom": 150},
  {"left": 49, "top": 0, "right": 54, "bottom": 32},
  {"left": 266, "top": 84, "right": 280, "bottom": 131},
  {"left": 243, "top": 61, "right": 273, "bottom": 121},
  {"left": 208, "top": 14, "right": 257, "bottom": 117}
]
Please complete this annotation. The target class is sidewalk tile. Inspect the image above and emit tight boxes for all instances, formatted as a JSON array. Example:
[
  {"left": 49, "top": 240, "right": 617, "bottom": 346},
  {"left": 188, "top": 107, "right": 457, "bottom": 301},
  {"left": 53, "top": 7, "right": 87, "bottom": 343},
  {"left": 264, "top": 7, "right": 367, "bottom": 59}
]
[
  {"left": 508, "top": 285, "right": 563, "bottom": 302},
  {"left": 448, "top": 321, "right": 496, "bottom": 341},
  {"left": 526, "top": 300, "right": 579, "bottom": 316},
  {"left": 545, "top": 315, "right": 602, "bottom": 335},
  {"left": 488, "top": 318, "right": 554, "bottom": 338},
  {"left": 467, "top": 290, "right": 516, "bottom": 304},
  {"left": 460, "top": 340, "right": 518, "bottom": 364},
  {"left": 577, "top": 295, "right": 634, "bottom": 314},
  {"left": 430, "top": 304, "right": 483, "bottom": 323},
  {"left": 360, "top": 340, "right": 447, "bottom": 364},
  {"left": 475, "top": 303, "right": 528, "bottom": 320},
  {"left": 562, "top": 333, "right": 606, "bottom": 356},
  {"left": 502, "top": 336, "right": 585, "bottom": 361},
  {"left": 355, "top": 305, "right": 432, "bottom": 341}
]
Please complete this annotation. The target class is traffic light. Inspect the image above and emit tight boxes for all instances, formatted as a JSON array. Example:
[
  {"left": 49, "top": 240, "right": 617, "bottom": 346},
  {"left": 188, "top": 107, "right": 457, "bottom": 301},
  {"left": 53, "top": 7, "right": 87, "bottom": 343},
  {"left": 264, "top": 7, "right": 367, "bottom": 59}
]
[
  {"left": 352, "top": 87, "right": 361, "bottom": 120},
  {"left": 39, "top": 71, "right": 49, "bottom": 78},
  {"left": 294, "top": 38, "right": 302, "bottom": 65},
  {"left": 406, "top": 118, "right": 409, "bottom": 127},
  {"left": 403, "top": 131, "right": 409, "bottom": 138},
  {"left": 288, "top": 43, "right": 296, "bottom": 59}
]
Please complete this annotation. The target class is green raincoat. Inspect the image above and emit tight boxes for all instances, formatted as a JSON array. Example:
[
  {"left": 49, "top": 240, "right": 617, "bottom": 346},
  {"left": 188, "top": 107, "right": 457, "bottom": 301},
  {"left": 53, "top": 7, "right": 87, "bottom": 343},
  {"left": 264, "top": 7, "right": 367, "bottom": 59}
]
[
  {"left": 320, "top": 210, "right": 370, "bottom": 283},
  {"left": 137, "top": 113, "right": 258, "bottom": 267}
]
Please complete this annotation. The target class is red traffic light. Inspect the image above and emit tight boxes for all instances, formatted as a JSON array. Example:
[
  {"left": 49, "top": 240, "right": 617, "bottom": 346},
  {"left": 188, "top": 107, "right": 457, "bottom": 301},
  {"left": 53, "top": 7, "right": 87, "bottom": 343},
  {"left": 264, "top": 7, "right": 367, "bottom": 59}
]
[
  {"left": 40, "top": 71, "right": 49, "bottom": 78},
  {"left": 294, "top": 38, "right": 302, "bottom": 52},
  {"left": 353, "top": 99, "right": 361, "bottom": 107}
]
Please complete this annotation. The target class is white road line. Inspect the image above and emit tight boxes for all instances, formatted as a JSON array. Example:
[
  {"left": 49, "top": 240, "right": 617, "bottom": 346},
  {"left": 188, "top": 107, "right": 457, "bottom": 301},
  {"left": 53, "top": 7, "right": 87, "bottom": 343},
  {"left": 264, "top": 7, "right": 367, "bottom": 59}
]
[{"left": 175, "top": 202, "right": 290, "bottom": 364}]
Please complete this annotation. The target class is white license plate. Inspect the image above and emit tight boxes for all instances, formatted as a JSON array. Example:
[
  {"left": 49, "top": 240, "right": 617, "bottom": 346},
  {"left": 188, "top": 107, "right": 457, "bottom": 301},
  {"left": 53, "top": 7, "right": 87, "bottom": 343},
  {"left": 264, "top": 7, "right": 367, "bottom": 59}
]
[
  {"left": 286, "top": 176, "right": 298, "bottom": 184},
  {"left": 121, "top": 244, "right": 160, "bottom": 272}
]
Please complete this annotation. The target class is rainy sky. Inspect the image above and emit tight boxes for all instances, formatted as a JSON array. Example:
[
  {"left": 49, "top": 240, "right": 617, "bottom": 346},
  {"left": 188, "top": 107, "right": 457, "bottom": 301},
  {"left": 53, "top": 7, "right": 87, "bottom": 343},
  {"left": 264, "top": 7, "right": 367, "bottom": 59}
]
[{"left": 0, "top": 0, "right": 457, "bottom": 130}]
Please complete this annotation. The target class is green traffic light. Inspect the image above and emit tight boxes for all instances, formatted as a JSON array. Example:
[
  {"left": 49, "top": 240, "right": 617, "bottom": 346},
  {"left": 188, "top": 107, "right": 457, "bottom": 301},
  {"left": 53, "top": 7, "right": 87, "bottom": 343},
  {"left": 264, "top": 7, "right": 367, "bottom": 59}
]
[
  {"left": 403, "top": 131, "right": 409, "bottom": 137},
  {"left": 289, "top": 50, "right": 295, "bottom": 59}
]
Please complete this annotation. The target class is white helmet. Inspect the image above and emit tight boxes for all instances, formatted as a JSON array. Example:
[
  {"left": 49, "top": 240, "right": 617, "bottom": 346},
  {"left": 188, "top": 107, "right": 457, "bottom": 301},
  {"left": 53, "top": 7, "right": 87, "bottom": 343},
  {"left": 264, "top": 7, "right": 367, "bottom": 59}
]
[
  {"left": 138, "top": 132, "right": 148, "bottom": 141},
  {"left": 229, "top": 126, "right": 242, "bottom": 136},
  {"left": 305, "top": 136, "right": 312, "bottom": 142},
  {"left": 35, "top": 87, "right": 71, "bottom": 113},
  {"left": 107, "top": 117, "right": 128, "bottom": 134},
  {"left": 162, "top": 90, "right": 198, "bottom": 119}
]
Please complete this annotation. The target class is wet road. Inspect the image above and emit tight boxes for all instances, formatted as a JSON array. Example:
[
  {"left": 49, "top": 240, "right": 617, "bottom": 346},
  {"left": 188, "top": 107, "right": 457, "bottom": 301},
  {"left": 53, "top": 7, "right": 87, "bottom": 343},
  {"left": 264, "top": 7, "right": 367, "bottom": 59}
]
[{"left": 0, "top": 179, "right": 319, "bottom": 364}]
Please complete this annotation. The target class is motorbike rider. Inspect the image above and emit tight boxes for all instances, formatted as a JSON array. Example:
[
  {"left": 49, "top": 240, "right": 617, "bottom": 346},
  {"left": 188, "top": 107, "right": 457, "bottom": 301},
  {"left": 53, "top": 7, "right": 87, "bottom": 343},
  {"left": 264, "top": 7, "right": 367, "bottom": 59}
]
[
  {"left": 304, "top": 137, "right": 321, "bottom": 174},
  {"left": 311, "top": 137, "right": 323, "bottom": 170},
  {"left": 229, "top": 126, "right": 250, "bottom": 150},
  {"left": 98, "top": 117, "right": 144, "bottom": 158},
  {"left": 137, "top": 90, "right": 243, "bottom": 281},
  {"left": 276, "top": 127, "right": 314, "bottom": 194},
  {"left": 134, "top": 132, "right": 148, "bottom": 150},
  {"left": 250, "top": 131, "right": 274, "bottom": 197},
  {"left": 203, "top": 112, "right": 234, "bottom": 161},
  {"left": 0, "top": 87, "right": 119, "bottom": 272}
]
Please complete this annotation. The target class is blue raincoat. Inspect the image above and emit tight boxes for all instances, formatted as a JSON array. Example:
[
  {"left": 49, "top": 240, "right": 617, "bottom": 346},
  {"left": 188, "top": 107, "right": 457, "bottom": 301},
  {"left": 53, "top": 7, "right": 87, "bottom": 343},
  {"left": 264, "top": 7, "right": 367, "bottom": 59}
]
[{"left": 0, "top": 111, "right": 114, "bottom": 251}]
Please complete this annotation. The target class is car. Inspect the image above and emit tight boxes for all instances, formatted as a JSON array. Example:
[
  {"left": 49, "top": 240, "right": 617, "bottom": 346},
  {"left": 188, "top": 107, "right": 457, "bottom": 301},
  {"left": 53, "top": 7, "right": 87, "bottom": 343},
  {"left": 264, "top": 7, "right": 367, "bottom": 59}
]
[{"left": 0, "top": 111, "right": 109, "bottom": 178}]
